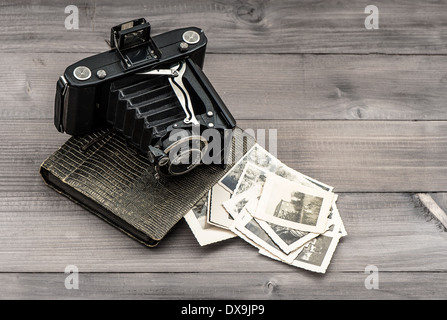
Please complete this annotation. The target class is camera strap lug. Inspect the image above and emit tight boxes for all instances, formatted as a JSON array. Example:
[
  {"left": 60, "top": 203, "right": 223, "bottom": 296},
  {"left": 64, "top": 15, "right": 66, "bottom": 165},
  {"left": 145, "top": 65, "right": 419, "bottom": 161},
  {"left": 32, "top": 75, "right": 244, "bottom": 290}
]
[
  {"left": 60, "top": 76, "right": 68, "bottom": 96},
  {"left": 137, "top": 62, "right": 200, "bottom": 126}
]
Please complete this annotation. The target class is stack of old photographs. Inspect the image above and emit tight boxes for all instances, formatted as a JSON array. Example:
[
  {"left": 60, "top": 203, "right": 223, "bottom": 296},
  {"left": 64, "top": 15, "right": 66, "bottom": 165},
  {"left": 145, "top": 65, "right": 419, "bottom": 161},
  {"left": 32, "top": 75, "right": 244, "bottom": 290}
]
[{"left": 184, "top": 144, "right": 347, "bottom": 273}]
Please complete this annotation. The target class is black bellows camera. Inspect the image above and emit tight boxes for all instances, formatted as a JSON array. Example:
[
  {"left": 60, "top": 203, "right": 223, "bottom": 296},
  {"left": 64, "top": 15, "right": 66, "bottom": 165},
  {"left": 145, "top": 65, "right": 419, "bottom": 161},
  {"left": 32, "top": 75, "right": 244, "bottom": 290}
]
[{"left": 54, "top": 18, "right": 236, "bottom": 176}]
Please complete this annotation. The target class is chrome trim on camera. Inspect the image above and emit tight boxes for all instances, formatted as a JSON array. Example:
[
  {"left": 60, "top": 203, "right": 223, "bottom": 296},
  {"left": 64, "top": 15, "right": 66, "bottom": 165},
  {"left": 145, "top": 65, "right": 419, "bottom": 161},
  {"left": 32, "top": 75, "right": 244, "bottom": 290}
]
[
  {"left": 163, "top": 135, "right": 209, "bottom": 176},
  {"left": 60, "top": 75, "right": 68, "bottom": 96},
  {"left": 137, "top": 62, "right": 200, "bottom": 126}
]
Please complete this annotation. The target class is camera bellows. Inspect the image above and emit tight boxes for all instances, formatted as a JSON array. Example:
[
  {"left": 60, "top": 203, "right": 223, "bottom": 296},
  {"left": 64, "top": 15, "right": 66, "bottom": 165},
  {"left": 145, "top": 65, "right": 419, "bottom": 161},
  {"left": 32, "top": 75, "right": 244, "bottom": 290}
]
[{"left": 107, "top": 74, "right": 184, "bottom": 151}]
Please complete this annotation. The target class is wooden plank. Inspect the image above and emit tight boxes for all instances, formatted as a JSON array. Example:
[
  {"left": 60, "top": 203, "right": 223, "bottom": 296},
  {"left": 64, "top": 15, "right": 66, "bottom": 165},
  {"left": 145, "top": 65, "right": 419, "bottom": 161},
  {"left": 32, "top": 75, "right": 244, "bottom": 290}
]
[
  {"left": 239, "top": 119, "right": 447, "bottom": 193},
  {"left": 2, "top": 0, "right": 447, "bottom": 54},
  {"left": 0, "top": 121, "right": 446, "bottom": 272},
  {"left": 1, "top": 119, "right": 447, "bottom": 193},
  {"left": 0, "top": 179, "right": 446, "bottom": 273},
  {"left": 1, "top": 271, "right": 446, "bottom": 300},
  {"left": 3, "top": 53, "right": 447, "bottom": 121}
]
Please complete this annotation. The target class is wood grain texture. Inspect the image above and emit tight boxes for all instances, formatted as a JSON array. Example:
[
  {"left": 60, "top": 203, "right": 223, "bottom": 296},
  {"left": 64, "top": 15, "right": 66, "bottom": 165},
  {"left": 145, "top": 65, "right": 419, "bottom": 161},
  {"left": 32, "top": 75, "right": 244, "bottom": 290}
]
[
  {"left": 2, "top": 0, "right": 447, "bottom": 54},
  {"left": 0, "top": 190, "right": 447, "bottom": 273},
  {"left": 1, "top": 272, "right": 447, "bottom": 300},
  {"left": 238, "top": 119, "right": 447, "bottom": 192},
  {"left": 1, "top": 126, "right": 447, "bottom": 274},
  {"left": 3, "top": 53, "right": 447, "bottom": 121},
  {"left": 1, "top": 120, "right": 447, "bottom": 192}
]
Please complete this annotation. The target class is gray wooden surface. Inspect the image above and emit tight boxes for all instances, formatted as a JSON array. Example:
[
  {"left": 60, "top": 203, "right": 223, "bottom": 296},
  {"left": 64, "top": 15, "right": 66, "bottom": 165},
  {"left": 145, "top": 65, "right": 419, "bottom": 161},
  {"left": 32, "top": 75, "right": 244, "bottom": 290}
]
[{"left": 1, "top": 0, "right": 447, "bottom": 300}]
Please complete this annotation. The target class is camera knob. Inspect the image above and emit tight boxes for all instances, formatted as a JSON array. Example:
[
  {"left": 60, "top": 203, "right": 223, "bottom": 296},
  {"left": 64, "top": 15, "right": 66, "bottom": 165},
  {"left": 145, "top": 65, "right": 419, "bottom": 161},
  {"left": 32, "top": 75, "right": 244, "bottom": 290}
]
[
  {"left": 178, "top": 42, "right": 189, "bottom": 52},
  {"left": 73, "top": 66, "right": 91, "bottom": 81},
  {"left": 182, "top": 30, "right": 200, "bottom": 44},
  {"left": 96, "top": 69, "right": 107, "bottom": 79}
]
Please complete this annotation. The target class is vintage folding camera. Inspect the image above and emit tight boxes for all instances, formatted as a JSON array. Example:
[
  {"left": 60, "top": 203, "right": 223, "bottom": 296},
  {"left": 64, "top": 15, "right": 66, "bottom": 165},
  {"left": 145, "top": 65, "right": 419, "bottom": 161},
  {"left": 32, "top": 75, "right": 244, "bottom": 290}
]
[{"left": 54, "top": 18, "right": 236, "bottom": 176}]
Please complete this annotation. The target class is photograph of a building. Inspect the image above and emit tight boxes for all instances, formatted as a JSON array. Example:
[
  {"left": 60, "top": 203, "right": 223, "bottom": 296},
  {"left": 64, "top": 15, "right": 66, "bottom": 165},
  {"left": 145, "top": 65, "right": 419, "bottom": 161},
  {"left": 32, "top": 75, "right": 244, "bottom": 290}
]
[{"left": 274, "top": 192, "right": 324, "bottom": 227}]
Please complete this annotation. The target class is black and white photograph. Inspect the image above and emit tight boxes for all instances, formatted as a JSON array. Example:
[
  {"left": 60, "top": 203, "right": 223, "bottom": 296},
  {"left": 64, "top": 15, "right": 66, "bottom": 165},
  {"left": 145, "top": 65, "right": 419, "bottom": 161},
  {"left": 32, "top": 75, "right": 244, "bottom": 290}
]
[
  {"left": 233, "top": 163, "right": 268, "bottom": 195},
  {"left": 259, "top": 231, "right": 342, "bottom": 274},
  {"left": 218, "top": 144, "right": 274, "bottom": 193},
  {"left": 254, "top": 174, "right": 335, "bottom": 233},
  {"left": 274, "top": 162, "right": 334, "bottom": 192},
  {"left": 206, "top": 184, "right": 234, "bottom": 230},
  {"left": 290, "top": 232, "right": 342, "bottom": 274},
  {"left": 255, "top": 219, "right": 319, "bottom": 255},
  {"left": 218, "top": 157, "right": 250, "bottom": 194},
  {"left": 222, "top": 184, "right": 262, "bottom": 219},
  {"left": 230, "top": 209, "right": 304, "bottom": 263},
  {"left": 184, "top": 191, "right": 236, "bottom": 246}
]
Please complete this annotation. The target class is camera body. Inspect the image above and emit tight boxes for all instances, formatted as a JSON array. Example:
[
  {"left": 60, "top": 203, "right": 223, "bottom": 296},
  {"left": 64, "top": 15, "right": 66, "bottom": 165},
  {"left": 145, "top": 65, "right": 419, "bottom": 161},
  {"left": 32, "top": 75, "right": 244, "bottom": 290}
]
[{"left": 55, "top": 18, "right": 236, "bottom": 176}]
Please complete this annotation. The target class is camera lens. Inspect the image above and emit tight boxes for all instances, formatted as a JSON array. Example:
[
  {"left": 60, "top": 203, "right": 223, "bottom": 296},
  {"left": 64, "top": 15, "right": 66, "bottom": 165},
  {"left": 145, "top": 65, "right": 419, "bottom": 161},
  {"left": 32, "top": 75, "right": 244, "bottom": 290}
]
[
  {"left": 168, "top": 148, "right": 203, "bottom": 175},
  {"left": 160, "top": 135, "right": 208, "bottom": 176}
]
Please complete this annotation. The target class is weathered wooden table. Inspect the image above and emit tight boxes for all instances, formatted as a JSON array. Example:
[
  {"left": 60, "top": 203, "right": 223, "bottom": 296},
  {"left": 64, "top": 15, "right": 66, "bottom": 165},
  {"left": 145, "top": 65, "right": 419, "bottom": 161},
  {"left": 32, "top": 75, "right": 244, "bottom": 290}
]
[{"left": 1, "top": 0, "right": 447, "bottom": 299}]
